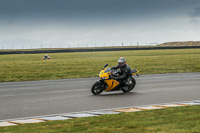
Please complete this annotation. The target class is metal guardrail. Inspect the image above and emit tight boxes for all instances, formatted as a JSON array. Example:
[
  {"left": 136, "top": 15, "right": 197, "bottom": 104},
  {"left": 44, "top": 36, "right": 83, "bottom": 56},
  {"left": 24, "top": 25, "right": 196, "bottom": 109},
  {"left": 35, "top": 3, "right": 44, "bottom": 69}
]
[{"left": 0, "top": 46, "right": 200, "bottom": 55}]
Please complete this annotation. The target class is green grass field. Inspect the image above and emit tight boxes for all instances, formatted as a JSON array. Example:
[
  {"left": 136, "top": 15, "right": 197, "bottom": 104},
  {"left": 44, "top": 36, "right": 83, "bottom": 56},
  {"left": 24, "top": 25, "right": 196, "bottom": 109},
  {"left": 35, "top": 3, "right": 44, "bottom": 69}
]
[
  {"left": 0, "top": 49, "right": 200, "bottom": 82},
  {"left": 0, "top": 105, "right": 199, "bottom": 133}
]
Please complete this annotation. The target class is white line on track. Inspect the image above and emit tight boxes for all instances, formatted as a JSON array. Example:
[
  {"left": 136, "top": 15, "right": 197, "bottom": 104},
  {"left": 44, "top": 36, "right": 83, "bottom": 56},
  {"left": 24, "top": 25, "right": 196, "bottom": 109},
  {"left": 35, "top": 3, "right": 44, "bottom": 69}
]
[
  {"left": 0, "top": 81, "right": 93, "bottom": 88},
  {"left": 0, "top": 89, "right": 89, "bottom": 97},
  {"left": 0, "top": 72, "right": 199, "bottom": 88},
  {"left": 1, "top": 84, "right": 199, "bottom": 97}
]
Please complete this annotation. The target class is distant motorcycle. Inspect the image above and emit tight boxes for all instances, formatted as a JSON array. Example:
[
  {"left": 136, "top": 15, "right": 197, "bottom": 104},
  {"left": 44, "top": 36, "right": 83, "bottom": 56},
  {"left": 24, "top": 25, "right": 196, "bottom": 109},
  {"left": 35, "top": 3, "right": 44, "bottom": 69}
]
[
  {"left": 91, "top": 64, "right": 139, "bottom": 95},
  {"left": 42, "top": 54, "right": 51, "bottom": 60},
  {"left": 42, "top": 57, "right": 51, "bottom": 60}
]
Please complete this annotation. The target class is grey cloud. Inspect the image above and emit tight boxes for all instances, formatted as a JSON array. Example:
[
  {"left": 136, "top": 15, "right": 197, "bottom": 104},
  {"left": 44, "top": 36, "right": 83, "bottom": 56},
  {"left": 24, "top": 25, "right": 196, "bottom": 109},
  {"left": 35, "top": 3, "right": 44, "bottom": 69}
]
[
  {"left": 1, "top": 0, "right": 200, "bottom": 49},
  {"left": 191, "top": 7, "right": 200, "bottom": 17},
  {"left": 0, "top": 0, "right": 192, "bottom": 21}
]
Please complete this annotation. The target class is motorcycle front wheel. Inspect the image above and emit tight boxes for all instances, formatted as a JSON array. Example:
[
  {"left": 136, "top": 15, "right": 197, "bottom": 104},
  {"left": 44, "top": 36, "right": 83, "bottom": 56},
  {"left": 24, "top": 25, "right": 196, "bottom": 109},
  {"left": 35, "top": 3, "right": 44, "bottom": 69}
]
[
  {"left": 91, "top": 81, "right": 105, "bottom": 95},
  {"left": 122, "top": 78, "right": 136, "bottom": 93}
]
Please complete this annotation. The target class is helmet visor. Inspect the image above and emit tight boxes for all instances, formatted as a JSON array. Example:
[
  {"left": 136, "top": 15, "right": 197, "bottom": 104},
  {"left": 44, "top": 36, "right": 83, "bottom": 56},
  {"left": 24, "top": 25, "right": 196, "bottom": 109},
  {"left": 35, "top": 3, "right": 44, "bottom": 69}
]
[{"left": 118, "top": 60, "right": 124, "bottom": 67}]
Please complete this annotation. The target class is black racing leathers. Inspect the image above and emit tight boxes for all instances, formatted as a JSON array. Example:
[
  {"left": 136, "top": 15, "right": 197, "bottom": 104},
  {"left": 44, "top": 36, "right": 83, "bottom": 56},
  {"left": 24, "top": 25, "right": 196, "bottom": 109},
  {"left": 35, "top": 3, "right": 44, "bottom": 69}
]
[{"left": 111, "top": 64, "right": 132, "bottom": 80}]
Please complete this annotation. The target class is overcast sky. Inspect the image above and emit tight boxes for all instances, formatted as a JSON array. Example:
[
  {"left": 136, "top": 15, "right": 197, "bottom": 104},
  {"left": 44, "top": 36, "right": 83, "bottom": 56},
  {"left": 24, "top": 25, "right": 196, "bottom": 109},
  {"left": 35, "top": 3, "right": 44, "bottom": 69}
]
[{"left": 0, "top": 0, "right": 200, "bottom": 49}]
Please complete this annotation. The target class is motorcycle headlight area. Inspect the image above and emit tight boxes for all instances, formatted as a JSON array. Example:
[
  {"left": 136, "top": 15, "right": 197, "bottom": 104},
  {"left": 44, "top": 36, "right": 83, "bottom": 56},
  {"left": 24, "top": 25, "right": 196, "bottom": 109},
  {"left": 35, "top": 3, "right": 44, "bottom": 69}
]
[{"left": 101, "top": 77, "right": 107, "bottom": 80}]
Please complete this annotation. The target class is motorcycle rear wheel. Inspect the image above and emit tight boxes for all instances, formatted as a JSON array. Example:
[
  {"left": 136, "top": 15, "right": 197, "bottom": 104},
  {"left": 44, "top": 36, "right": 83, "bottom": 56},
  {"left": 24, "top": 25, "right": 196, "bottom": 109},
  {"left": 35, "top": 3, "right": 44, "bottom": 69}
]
[
  {"left": 122, "top": 78, "right": 136, "bottom": 93},
  {"left": 91, "top": 81, "right": 105, "bottom": 95}
]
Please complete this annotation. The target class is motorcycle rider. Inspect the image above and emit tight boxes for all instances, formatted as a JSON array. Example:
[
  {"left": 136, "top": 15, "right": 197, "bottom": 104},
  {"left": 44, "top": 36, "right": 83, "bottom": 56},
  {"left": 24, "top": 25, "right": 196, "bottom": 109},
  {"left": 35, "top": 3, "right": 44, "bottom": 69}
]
[
  {"left": 44, "top": 54, "right": 48, "bottom": 59},
  {"left": 111, "top": 57, "right": 132, "bottom": 85}
]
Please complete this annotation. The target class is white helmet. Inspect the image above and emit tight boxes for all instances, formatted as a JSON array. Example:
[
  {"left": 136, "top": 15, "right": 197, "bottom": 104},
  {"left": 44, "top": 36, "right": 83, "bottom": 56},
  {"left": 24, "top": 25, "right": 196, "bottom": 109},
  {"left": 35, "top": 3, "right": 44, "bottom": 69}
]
[{"left": 118, "top": 57, "right": 126, "bottom": 67}]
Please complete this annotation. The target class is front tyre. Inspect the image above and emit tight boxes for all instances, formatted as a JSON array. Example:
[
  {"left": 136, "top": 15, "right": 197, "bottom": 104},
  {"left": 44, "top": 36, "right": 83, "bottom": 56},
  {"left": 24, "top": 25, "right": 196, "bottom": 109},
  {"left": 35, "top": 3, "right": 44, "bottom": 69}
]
[
  {"left": 91, "top": 81, "right": 105, "bottom": 95},
  {"left": 122, "top": 78, "right": 136, "bottom": 93}
]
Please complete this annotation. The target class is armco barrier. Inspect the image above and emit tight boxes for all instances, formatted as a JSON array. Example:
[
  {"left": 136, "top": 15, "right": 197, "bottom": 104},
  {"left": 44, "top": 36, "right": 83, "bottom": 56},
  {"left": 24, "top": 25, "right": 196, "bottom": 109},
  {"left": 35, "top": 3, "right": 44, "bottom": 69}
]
[{"left": 0, "top": 46, "right": 200, "bottom": 55}]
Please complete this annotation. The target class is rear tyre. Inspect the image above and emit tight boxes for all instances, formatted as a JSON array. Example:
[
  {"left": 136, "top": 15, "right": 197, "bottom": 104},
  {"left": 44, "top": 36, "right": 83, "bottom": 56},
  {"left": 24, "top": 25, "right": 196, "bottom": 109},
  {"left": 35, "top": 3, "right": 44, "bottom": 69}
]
[
  {"left": 122, "top": 78, "right": 136, "bottom": 93},
  {"left": 91, "top": 81, "right": 105, "bottom": 95}
]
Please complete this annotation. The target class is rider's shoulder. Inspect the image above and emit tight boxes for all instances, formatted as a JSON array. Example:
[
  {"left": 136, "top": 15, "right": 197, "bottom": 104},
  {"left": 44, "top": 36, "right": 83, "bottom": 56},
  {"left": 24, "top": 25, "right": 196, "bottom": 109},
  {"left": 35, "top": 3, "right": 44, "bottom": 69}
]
[{"left": 125, "top": 64, "right": 131, "bottom": 69}]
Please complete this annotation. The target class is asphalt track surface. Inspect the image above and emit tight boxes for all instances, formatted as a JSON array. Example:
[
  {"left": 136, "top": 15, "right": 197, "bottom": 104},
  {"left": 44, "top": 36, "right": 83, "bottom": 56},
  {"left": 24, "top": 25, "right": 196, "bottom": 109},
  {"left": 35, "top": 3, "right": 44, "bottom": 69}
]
[{"left": 0, "top": 72, "right": 200, "bottom": 120}]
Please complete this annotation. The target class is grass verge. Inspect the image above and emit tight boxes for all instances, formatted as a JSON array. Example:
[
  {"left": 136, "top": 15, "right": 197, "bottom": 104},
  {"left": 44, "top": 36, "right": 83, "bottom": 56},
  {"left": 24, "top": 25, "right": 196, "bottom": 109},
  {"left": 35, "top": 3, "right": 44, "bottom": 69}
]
[
  {"left": 0, "top": 49, "right": 200, "bottom": 82},
  {"left": 0, "top": 105, "right": 199, "bottom": 133}
]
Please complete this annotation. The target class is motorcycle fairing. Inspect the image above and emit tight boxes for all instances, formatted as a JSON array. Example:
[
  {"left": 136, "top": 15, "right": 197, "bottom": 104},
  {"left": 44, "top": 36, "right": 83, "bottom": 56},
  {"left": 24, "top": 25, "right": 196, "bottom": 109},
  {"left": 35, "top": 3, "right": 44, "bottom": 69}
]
[
  {"left": 99, "top": 67, "right": 110, "bottom": 80},
  {"left": 104, "top": 79, "right": 119, "bottom": 91},
  {"left": 132, "top": 69, "right": 139, "bottom": 75}
]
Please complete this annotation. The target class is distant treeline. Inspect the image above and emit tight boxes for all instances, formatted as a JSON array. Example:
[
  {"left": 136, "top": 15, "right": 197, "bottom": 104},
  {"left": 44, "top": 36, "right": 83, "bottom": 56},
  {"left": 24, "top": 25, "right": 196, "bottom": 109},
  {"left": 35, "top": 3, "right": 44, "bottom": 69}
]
[{"left": 0, "top": 46, "right": 200, "bottom": 55}]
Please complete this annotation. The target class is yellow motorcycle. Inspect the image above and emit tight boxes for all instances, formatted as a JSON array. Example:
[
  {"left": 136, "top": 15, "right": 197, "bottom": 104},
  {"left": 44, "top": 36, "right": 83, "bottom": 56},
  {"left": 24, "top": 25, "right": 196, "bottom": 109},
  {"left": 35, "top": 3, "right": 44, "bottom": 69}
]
[{"left": 91, "top": 64, "right": 139, "bottom": 95}]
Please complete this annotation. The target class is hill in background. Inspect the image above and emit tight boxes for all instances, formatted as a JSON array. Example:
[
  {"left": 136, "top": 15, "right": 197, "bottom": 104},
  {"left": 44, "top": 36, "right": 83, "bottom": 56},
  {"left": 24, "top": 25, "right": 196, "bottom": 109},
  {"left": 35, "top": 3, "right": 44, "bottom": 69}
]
[{"left": 159, "top": 41, "right": 200, "bottom": 46}]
